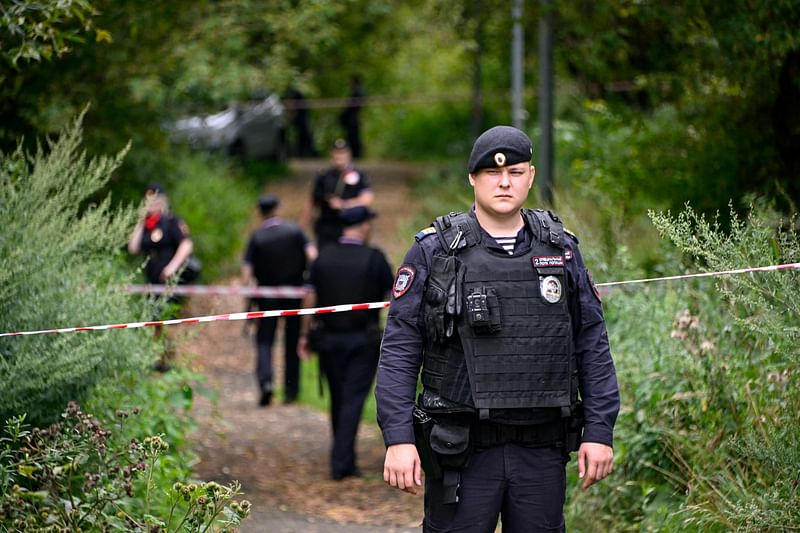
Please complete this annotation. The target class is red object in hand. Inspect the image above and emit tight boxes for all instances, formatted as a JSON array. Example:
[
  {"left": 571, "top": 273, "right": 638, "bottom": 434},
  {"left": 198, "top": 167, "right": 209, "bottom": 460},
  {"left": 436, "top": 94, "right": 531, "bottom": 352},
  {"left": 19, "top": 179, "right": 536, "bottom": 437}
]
[{"left": 144, "top": 212, "right": 161, "bottom": 231}]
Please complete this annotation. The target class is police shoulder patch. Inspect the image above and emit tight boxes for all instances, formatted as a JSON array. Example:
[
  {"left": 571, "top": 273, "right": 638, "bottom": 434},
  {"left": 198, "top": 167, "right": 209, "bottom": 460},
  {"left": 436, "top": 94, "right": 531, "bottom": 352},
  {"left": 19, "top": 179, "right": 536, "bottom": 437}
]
[
  {"left": 393, "top": 265, "right": 416, "bottom": 299},
  {"left": 415, "top": 226, "right": 437, "bottom": 242}
]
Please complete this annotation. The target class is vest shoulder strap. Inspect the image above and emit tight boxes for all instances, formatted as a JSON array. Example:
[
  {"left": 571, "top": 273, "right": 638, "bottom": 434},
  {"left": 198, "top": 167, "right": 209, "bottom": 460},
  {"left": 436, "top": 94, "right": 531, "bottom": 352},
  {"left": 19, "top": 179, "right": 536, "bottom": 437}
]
[
  {"left": 415, "top": 226, "right": 437, "bottom": 242},
  {"left": 432, "top": 212, "right": 481, "bottom": 254},
  {"left": 523, "top": 208, "right": 566, "bottom": 249}
]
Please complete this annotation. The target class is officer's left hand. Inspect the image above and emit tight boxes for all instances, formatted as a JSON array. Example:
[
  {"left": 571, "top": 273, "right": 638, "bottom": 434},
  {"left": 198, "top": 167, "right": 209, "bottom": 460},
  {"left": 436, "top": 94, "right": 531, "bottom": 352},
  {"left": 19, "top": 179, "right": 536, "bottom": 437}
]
[
  {"left": 577, "top": 442, "right": 614, "bottom": 489},
  {"left": 160, "top": 264, "right": 177, "bottom": 281}
]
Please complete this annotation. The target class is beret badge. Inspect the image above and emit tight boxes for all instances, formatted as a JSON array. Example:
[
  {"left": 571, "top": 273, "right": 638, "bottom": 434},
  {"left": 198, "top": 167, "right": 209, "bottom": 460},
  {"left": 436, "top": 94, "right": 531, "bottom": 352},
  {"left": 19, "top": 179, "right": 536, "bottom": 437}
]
[{"left": 494, "top": 152, "right": 506, "bottom": 166}]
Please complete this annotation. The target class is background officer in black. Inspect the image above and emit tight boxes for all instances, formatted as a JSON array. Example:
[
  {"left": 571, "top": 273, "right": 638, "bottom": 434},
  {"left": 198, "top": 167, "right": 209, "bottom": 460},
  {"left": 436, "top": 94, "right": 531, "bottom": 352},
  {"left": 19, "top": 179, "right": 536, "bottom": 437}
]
[
  {"left": 376, "top": 126, "right": 620, "bottom": 532},
  {"left": 242, "top": 195, "right": 316, "bottom": 406},
  {"left": 301, "top": 139, "right": 373, "bottom": 250},
  {"left": 298, "top": 206, "right": 393, "bottom": 480},
  {"left": 339, "top": 75, "right": 365, "bottom": 158}
]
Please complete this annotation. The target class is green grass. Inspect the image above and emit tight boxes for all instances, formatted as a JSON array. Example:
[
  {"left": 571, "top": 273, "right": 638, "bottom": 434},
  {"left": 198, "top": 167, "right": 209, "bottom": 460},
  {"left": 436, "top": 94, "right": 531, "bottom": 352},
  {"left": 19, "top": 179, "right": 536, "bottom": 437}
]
[{"left": 296, "top": 357, "right": 379, "bottom": 425}]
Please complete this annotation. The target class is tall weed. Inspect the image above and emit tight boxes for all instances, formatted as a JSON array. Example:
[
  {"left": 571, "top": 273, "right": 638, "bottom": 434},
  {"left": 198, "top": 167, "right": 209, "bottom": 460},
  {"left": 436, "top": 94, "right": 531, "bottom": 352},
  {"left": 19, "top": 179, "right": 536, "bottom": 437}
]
[
  {"left": 0, "top": 112, "right": 156, "bottom": 425},
  {"left": 567, "top": 205, "right": 799, "bottom": 531}
]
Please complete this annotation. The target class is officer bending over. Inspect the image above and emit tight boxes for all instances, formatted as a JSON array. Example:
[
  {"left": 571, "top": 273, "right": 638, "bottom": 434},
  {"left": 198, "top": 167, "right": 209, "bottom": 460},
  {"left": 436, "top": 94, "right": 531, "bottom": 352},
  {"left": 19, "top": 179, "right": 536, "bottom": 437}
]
[{"left": 376, "top": 126, "right": 620, "bottom": 532}]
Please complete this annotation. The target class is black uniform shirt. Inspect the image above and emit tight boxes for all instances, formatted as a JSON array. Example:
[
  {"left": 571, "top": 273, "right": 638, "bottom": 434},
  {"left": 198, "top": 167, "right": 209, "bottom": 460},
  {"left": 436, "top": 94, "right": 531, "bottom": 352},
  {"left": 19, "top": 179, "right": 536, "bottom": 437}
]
[
  {"left": 376, "top": 210, "right": 620, "bottom": 448},
  {"left": 140, "top": 213, "right": 190, "bottom": 284},
  {"left": 308, "top": 236, "right": 394, "bottom": 331},
  {"left": 243, "top": 217, "right": 309, "bottom": 286},
  {"left": 312, "top": 167, "right": 371, "bottom": 222}
]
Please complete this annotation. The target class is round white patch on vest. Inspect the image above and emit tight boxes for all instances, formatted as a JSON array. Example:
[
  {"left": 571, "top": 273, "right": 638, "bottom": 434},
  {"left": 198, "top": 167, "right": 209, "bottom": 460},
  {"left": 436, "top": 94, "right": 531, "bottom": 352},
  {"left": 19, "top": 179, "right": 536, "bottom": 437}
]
[{"left": 540, "top": 275, "right": 562, "bottom": 303}]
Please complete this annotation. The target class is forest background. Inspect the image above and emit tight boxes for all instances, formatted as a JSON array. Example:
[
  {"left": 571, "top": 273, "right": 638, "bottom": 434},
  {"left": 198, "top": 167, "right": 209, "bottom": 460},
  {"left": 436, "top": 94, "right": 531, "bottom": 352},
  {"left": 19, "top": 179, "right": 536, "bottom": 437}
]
[{"left": 1, "top": 0, "right": 799, "bottom": 531}]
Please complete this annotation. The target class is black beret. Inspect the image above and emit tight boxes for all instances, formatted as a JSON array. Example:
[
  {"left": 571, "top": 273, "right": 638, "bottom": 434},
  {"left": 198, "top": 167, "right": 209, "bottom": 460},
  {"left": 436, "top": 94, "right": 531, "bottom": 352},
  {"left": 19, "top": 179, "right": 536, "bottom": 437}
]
[
  {"left": 258, "top": 194, "right": 280, "bottom": 214},
  {"left": 340, "top": 206, "right": 377, "bottom": 226},
  {"left": 468, "top": 125, "right": 533, "bottom": 173},
  {"left": 146, "top": 182, "right": 166, "bottom": 195},
  {"left": 332, "top": 138, "right": 350, "bottom": 151}
]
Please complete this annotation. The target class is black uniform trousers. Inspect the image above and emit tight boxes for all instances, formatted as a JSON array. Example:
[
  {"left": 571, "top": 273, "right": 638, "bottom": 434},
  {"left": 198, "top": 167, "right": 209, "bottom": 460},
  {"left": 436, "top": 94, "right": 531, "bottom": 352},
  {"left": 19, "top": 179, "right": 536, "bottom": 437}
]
[
  {"left": 255, "top": 297, "right": 301, "bottom": 400},
  {"left": 316, "top": 330, "right": 379, "bottom": 479},
  {"left": 423, "top": 443, "right": 569, "bottom": 533}
]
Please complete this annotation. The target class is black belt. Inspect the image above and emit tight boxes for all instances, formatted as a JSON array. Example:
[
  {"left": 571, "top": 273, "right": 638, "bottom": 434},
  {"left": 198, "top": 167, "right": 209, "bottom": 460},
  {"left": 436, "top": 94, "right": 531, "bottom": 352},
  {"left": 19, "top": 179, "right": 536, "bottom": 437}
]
[{"left": 471, "top": 420, "right": 564, "bottom": 447}]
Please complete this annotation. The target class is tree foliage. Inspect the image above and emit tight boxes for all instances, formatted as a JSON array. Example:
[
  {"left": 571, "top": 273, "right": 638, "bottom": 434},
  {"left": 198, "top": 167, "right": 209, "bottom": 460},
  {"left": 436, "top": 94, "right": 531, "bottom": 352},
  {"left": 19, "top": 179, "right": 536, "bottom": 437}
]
[{"left": 0, "top": 0, "right": 104, "bottom": 67}]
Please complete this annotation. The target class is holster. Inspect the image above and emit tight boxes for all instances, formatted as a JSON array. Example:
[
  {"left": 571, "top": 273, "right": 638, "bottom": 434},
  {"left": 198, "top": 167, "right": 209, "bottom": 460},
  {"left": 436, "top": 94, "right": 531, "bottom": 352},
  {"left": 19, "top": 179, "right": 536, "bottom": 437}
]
[
  {"left": 412, "top": 407, "right": 442, "bottom": 480},
  {"left": 412, "top": 406, "right": 472, "bottom": 504},
  {"left": 565, "top": 402, "right": 585, "bottom": 452}
]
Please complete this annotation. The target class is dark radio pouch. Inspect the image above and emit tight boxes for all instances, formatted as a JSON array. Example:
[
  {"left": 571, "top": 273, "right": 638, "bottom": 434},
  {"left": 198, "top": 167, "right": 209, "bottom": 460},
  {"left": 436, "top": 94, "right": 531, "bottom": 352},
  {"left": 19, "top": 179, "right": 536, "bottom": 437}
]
[{"left": 465, "top": 287, "right": 501, "bottom": 334}]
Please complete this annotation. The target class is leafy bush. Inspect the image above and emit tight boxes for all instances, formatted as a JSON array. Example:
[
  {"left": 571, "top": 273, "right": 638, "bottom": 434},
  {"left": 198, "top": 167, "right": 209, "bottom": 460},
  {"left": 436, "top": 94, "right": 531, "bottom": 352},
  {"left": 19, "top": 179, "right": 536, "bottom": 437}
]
[
  {"left": 0, "top": 402, "right": 249, "bottom": 532},
  {"left": 165, "top": 152, "right": 265, "bottom": 281},
  {"left": 0, "top": 112, "right": 156, "bottom": 426},
  {"left": 566, "top": 204, "right": 800, "bottom": 531}
]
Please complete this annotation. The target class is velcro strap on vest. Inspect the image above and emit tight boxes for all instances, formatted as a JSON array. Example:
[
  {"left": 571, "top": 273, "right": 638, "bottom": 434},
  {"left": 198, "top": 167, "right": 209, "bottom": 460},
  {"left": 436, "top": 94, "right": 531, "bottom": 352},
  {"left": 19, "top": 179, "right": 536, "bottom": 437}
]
[
  {"left": 471, "top": 420, "right": 564, "bottom": 447},
  {"left": 526, "top": 209, "right": 564, "bottom": 248}
]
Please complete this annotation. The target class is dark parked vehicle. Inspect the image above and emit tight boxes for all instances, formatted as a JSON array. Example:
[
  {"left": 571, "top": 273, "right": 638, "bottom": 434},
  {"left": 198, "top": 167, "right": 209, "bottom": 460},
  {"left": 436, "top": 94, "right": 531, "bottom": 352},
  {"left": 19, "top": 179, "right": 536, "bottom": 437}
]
[{"left": 169, "top": 94, "right": 287, "bottom": 161}]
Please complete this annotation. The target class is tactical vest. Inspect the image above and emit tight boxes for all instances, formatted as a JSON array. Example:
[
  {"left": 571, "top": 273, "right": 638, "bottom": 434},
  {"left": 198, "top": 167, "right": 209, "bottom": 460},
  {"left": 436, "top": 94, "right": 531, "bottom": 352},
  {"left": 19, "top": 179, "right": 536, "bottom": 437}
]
[
  {"left": 420, "top": 209, "right": 578, "bottom": 423},
  {"left": 251, "top": 222, "right": 307, "bottom": 286}
]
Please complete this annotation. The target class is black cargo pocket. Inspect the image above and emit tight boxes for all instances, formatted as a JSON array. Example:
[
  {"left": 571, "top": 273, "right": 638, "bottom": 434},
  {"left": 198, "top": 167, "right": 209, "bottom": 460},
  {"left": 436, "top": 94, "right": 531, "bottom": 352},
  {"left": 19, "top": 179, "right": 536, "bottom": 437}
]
[{"left": 430, "top": 421, "right": 471, "bottom": 468}]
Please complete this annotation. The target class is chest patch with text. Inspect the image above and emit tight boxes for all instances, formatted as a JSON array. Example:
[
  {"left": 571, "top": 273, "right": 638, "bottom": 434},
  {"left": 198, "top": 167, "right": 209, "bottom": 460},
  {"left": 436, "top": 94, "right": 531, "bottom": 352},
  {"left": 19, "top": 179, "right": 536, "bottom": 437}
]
[{"left": 532, "top": 256, "right": 564, "bottom": 268}]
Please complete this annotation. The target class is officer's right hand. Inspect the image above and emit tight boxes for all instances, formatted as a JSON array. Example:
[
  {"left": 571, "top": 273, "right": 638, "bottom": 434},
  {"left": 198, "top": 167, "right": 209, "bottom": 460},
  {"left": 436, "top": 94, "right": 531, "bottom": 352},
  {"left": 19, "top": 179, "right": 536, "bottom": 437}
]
[
  {"left": 298, "top": 336, "right": 312, "bottom": 360},
  {"left": 384, "top": 443, "right": 422, "bottom": 495}
]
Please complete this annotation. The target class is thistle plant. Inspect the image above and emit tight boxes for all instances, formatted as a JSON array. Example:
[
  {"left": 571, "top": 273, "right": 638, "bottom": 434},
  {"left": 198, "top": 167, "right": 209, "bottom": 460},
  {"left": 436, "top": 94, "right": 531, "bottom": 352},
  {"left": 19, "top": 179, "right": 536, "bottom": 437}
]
[{"left": 0, "top": 402, "right": 249, "bottom": 531}]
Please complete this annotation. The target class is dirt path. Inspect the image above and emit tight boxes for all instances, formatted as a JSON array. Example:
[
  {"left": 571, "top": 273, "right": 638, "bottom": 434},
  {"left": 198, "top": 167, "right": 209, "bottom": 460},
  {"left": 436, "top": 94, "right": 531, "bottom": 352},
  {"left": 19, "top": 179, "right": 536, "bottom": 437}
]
[{"left": 181, "top": 159, "right": 429, "bottom": 532}]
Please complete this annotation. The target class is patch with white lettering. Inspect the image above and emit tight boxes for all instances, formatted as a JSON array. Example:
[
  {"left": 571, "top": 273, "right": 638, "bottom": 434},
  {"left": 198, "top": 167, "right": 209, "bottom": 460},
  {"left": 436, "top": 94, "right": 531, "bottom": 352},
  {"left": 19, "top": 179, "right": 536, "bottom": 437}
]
[
  {"left": 532, "top": 255, "right": 564, "bottom": 267},
  {"left": 393, "top": 265, "right": 416, "bottom": 299}
]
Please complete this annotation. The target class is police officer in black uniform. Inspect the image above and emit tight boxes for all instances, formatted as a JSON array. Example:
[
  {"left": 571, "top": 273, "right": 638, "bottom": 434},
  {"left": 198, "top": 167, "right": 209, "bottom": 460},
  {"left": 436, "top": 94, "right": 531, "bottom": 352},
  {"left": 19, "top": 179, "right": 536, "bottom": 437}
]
[
  {"left": 298, "top": 206, "right": 393, "bottom": 480},
  {"left": 128, "top": 183, "right": 194, "bottom": 286},
  {"left": 302, "top": 139, "right": 373, "bottom": 250},
  {"left": 376, "top": 126, "right": 620, "bottom": 532},
  {"left": 128, "top": 183, "right": 195, "bottom": 371},
  {"left": 242, "top": 195, "right": 317, "bottom": 406}
]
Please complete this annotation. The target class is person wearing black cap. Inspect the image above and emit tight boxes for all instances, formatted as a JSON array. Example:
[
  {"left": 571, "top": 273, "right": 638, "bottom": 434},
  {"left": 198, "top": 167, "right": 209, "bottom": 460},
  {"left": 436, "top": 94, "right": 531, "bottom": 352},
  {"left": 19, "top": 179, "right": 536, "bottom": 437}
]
[
  {"left": 128, "top": 183, "right": 195, "bottom": 286},
  {"left": 242, "top": 194, "right": 317, "bottom": 406},
  {"left": 301, "top": 139, "right": 373, "bottom": 250},
  {"left": 128, "top": 183, "right": 196, "bottom": 370},
  {"left": 298, "top": 206, "right": 393, "bottom": 480},
  {"left": 376, "top": 126, "right": 620, "bottom": 531}
]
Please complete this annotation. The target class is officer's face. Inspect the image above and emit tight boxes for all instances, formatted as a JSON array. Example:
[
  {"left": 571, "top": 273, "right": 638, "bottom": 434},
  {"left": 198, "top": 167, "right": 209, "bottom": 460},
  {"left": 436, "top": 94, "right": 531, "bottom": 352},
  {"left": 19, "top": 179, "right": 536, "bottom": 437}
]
[
  {"left": 331, "top": 148, "right": 352, "bottom": 171},
  {"left": 469, "top": 162, "right": 535, "bottom": 217}
]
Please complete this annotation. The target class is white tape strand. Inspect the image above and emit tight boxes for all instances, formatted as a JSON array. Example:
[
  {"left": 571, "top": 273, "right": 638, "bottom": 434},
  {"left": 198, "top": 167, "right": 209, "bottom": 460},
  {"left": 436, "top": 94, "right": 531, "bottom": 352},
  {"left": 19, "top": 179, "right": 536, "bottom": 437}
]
[
  {"left": 595, "top": 262, "right": 800, "bottom": 287},
  {"left": 126, "top": 284, "right": 307, "bottom": 298},
  {"left": 3, "top": 263, "right": 799, "bottom": 338},
  {"left": 0, "top": 302, "right": 390, "bottom": 338}
]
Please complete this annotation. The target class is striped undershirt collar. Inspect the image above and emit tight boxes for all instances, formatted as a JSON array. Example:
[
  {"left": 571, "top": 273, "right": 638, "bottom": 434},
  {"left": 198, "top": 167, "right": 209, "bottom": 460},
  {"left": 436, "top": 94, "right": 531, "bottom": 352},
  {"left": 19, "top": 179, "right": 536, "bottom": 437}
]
[{"left": 491, "top": 235, "right": 517, "bottom": 255}]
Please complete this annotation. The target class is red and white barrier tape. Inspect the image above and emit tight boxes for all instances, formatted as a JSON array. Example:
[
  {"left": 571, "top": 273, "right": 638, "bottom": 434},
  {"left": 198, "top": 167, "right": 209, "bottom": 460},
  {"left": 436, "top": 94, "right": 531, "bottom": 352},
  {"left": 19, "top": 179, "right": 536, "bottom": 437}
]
[
  {"left": 2, "top": 263, "right": 799, "bottom": 338},
  {"left": 594, "top": 262, "right": 800, "bottom": 287},
  {"left": 0, "top": 302, "right": 390, "bottom": 338},
  {"left": 126, "top": 284, "right": 307, "bottom": 298}
]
